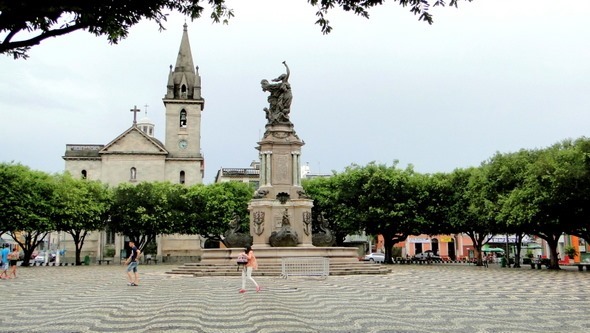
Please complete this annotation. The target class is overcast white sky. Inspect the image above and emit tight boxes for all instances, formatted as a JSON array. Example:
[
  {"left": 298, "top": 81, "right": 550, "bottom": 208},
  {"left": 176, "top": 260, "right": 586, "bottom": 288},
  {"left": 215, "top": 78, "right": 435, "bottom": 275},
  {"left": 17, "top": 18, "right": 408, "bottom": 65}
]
[{"left": 1, "top": 0, "right": 589, "bottom": 183}]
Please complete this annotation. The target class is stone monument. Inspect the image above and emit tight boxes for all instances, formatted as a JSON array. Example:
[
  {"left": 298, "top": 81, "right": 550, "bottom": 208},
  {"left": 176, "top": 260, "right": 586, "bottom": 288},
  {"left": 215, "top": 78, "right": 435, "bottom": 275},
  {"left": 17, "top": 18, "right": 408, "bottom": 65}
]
[
  {"left": 168, "top": 63, "right": 389, "bottom": 276},
  {"left": 248, "top": 62, "right": 314, "bottom": 247}
]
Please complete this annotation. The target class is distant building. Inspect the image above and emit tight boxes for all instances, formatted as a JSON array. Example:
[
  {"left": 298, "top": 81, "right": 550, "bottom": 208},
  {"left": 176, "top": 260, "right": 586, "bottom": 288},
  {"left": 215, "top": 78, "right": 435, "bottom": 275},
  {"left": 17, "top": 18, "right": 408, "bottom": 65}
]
[
  {"left": 301, "top": 162, "right": 331, "bottom": 180},
  {"left": 59, "top": 24, "right": 206, "bottom": 263},
  {"left": 214, "top": 160, "right": 260, "bottom": 188}
]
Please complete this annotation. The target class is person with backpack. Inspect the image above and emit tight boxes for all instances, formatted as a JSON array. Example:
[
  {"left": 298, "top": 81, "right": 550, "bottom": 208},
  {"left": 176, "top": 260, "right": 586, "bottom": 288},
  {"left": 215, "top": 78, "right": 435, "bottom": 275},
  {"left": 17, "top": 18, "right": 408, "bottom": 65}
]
[{"left": 239, "top": 246, "right": 260, "bottom": 293}]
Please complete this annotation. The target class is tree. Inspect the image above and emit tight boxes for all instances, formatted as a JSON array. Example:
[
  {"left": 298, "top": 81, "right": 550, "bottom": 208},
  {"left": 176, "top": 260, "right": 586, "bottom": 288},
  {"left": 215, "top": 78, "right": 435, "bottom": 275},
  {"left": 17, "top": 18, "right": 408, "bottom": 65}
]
[
  {"left": 0, "top": 0, "right": 233, "bottom": 59},
  {"left": 335, "top": 163, "right": 423, "bottom": 263},
  {"left": 413, "top": 172, "right": 454, "bottom": 236},
  {"left": 564, "top": 137, "right": 590, "bottom": 243},
  {"left": 489, "top": 149, "right": 541, "bottom": 268},
  {"left": 311, "top": 0, "right": 473, "bottom": 33},
  {"left": 51, "top": 173, "right": 112, "bottom": 265},
  {"left": 1, "top": 0, "right": 472, "bottom": 59},
  {"left": 515, "top": 139, "right": 590, "bottom": 269},
  {"left": 0, "top": 163, "right": 56, "bottom": 266},
  {"left": 303, "top": 174, "right": 359, "bottom": 246},
  {"left": 446, "top": 167, "right": 498, "bottom": 266},
  {"left": 109, "top": 182, "right": 185, "bottom": 251},
  {"left": 182, "top": 181, "right": 252, "bottom": 246}
]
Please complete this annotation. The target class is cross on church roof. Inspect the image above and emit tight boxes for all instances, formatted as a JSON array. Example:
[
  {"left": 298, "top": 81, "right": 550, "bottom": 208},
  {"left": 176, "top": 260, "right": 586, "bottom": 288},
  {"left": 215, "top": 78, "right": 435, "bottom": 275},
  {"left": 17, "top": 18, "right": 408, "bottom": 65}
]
[{"left": 130, "top": 105, "right": 140, "bottom": 124}]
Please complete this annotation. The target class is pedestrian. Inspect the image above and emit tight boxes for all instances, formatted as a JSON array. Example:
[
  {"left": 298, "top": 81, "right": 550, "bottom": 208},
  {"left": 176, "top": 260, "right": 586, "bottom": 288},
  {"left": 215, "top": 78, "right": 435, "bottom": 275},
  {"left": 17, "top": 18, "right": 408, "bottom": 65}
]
[
  {"left": 124, "top": 241, "right": 141, "bottom": 286},
  {"left": 483, "top": 254, "right": 489, "bottom": 268},
  {"left": 239, "top": 246, "right": 260, "bottom": 293},
  {"left": 8, "top": 247, "right": 18, "bottom": 278},
  {"left": 0, "top": 244, "right": 9, "bottom": 279}
]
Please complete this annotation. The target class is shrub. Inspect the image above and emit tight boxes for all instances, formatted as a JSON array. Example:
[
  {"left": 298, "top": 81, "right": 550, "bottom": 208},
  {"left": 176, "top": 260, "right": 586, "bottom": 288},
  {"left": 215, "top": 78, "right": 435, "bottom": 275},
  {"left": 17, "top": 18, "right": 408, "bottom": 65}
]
[
  {"left": 564, "top": 246, "right": 578, "bottom": 259},
  {"left": 105, "top": 247, "right": 116, "bottom": 258}
]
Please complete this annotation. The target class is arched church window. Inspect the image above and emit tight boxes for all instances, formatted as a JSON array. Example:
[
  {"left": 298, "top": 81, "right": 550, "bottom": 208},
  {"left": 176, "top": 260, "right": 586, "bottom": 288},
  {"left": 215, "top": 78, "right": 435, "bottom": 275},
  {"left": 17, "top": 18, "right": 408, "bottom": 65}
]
[
  {"left": 181, "top": 84, "right": 187, "bottom": 99},
  {"left": 130, "top": 167, "right": 137, "bottom": 181},
  {"left": 180, "top": 171, "right": 185, "bottom": 184},
  {"left": 180, "top": 110, "right": 187, "bottom": 127},
  {"left": 81, "top": 170, "right": 87, "bottom": 179}
]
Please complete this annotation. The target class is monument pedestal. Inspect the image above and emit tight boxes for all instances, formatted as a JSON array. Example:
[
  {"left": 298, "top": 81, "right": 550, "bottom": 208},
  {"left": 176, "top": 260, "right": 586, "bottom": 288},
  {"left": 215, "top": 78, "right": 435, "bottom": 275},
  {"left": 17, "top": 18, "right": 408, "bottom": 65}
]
[
  {"left": 249, "top": 198, "right": 314, "bottom": 247},
  {"left": 248, "top": 120, "right": 314, "bottom": 247}
]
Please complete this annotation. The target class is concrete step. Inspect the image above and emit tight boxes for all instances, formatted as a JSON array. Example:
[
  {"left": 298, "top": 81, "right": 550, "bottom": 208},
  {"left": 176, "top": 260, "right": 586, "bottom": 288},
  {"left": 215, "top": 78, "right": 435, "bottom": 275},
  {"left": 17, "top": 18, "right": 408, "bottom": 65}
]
[{"left": 167, "top": 261, "right": 391, "bottom": 277}]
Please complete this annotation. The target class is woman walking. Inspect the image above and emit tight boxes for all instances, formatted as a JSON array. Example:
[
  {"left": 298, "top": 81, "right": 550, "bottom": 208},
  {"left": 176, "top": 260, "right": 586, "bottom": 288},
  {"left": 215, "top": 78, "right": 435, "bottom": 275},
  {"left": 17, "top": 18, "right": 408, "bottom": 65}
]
[
  {"left": 8, "top": 247, "right": 19, "bottom": 278},
  {"left": 239, "top": 246, "right": 260, "bottom": 293}
]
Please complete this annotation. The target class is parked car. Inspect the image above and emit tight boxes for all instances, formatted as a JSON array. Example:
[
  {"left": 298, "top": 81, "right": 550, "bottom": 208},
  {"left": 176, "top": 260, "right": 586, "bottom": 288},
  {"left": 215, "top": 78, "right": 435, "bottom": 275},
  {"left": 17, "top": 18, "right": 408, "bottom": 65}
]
[
  {"left": 413, "top": 250, "right": 442, "bottom": 262},
  {"left": 362, "top": 252, "right": 386, "bottom": 263},
  {"left": 33, "top": 254, "right": 46, "bottom": 263},
  {"left": 33, "top": 252, "right": 56, "bottom": 263}
]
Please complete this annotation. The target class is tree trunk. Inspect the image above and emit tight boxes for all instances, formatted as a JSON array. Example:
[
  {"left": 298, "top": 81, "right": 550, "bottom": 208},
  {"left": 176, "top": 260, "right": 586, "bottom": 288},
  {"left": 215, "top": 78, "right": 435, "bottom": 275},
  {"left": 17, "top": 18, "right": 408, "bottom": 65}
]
[
  {"left": 71, "top": 232, "right": 82, "bottom": 265},
  {"left": 467, "top": 232, "right": 486, "bottom": 266},
  {"left": 72, "top": 230, "right": 87, "bottom": 266},
  {"left": 382, "top": 233, "right": 407, "bottom": 264},
  {"left": 545, "top": 235, "right": 561, "bottom": 270},
  {"left": 513, "top": 233, "right": 524, "bottom": 268},
  {"left": 11, "top": 231, "right": 47, "bottom": 267}
]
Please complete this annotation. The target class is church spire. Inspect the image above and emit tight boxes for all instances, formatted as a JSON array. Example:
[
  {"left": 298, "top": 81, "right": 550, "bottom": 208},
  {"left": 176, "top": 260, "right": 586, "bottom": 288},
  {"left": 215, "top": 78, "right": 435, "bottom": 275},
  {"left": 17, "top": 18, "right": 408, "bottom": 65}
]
[
  {"left": 165, "top": 24, "right": 202, "bottom": 100},
  {"left": 174, "top": 23, "right": 195, "bottom": 73}
]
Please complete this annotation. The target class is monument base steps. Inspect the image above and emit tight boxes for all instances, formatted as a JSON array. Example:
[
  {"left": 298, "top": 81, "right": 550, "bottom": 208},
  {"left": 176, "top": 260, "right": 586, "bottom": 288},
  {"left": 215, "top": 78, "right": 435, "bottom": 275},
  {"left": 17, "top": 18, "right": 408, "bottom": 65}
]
[{"left": 166, "top": 247, "right": 391, "bottom": 276}]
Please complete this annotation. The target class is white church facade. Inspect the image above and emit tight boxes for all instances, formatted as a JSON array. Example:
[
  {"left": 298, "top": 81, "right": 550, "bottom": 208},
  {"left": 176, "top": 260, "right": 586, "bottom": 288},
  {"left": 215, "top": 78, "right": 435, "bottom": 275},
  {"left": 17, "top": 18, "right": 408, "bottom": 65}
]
[{"left": 61, "top": 24, "right": 206, "bottom": 263}]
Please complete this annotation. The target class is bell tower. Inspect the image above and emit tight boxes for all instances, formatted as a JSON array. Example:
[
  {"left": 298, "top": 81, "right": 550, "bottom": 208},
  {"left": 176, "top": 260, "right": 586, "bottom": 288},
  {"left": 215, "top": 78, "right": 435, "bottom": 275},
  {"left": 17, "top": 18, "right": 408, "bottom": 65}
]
[{"left": 163, "top": 23, "right": 204, "bottom": 160}]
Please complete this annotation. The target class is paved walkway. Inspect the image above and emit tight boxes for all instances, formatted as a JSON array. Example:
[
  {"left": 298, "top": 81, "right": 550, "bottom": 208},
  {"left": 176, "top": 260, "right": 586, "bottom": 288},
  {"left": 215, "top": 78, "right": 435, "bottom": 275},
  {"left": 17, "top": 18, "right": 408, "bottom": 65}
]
[{"left": 0, "top": 263, "right": 589, "bottom": 333}]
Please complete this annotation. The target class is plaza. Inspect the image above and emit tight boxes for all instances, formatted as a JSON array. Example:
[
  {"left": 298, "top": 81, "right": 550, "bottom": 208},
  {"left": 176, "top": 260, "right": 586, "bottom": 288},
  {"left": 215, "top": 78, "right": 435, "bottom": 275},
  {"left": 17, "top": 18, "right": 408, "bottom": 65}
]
[{"left": 1, "top": 263, "right": 588, "bottom": 333}]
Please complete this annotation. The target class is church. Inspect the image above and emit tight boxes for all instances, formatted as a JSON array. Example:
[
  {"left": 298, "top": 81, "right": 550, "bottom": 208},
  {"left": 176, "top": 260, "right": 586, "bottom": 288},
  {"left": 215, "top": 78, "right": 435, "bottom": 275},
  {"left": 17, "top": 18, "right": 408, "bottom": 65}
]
[{"left": 62, "top": 24, "right": 206, "bottom": 263}]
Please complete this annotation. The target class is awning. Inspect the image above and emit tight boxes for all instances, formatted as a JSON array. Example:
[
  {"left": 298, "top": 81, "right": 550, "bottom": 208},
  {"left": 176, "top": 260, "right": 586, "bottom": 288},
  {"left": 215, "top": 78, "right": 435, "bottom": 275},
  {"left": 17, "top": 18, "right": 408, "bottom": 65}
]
[{"left": 483, "top": 247, "right": 505, "bottom": 253}]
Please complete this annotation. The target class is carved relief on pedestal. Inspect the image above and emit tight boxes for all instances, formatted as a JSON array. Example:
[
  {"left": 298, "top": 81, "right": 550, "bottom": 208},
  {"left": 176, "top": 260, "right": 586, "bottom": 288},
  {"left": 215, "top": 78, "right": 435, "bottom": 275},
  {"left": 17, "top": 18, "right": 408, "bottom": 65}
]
[
  {"left": 297, "top": 190, "right": 309, "bottom": 199},
  {"left": 272, "top": 132, "right": 289, "bottom": 139},
  {"left": 252, "top": 211, "right": 265, "bottom": 236},
  {"left": 302, "top": 211, "right": 312, "bottom": 236},
  {"left": 269, "top": 208, "right": 299, "bottom": 247},
  {"left": 312, "top": 213, "right": 336, "bottom": 247},
  {"left": 224, "top": 215, "right": 253, "bottom": 248},
  {"left": 276, "top": 192, "right": 290, "bottom": 204},
  {"left": 253, "top": 189, "right": 269, "bottom": 199},
  {"left": 273, "top": 155, "right": 290, "bottom": 184}
]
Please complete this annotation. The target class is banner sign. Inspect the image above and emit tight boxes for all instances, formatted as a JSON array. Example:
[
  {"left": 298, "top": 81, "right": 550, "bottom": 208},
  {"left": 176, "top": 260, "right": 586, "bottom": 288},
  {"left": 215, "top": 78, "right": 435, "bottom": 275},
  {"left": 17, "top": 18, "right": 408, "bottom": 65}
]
[
  {"left": 440, "top": 236, "right": 453, "bottom": 243},
  {"left": 408, "top": 237, "right": 431, "bottom": 243}
]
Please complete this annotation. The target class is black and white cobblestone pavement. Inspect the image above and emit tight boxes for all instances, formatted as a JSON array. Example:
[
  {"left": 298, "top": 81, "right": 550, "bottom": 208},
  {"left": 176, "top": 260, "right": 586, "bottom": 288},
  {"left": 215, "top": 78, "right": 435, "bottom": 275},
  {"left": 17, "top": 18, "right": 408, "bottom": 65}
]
[{"left": 1, "top": 264, "right": 588, "bottom": 333}]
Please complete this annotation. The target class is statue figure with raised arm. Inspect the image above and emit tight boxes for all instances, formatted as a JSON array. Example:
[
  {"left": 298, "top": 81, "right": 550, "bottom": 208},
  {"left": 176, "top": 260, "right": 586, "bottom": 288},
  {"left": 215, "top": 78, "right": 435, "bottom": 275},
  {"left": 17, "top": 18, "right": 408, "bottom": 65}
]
[{"left": 261, "top": 61, "right": 292, "bottom": 125}]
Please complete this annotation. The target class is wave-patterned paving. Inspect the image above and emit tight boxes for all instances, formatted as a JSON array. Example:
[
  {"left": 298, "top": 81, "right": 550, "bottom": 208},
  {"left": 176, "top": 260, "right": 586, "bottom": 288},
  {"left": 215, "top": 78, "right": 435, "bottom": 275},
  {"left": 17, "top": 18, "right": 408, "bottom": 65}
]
[{"left": 0, "top": 264, "right": 589, "bottom": 332}]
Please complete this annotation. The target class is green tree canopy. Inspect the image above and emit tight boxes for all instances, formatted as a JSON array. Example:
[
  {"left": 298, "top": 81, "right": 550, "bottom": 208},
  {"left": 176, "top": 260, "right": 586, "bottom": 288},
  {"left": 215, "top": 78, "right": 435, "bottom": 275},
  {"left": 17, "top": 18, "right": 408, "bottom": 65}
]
[
  {"left": 309, "top": 162, "right": 426, "bottom": 263},
  {"left": 182, "top": 181, "right": 252, "bottom": 246},
  {"left": 109, "top": 181, "right": 186, "bottom": 251},
  {"left": 51, "top": 173, "right": 112, "bottom": 265},
  {"left": 303, "top": 174, "right": 360, "bottom": 246},
  {"left": 446, "top": 167, "right": 499, "bottom": 265},
  {"left": 511, "top": 138, "right": 590, "bottom": 269},
  {"left": 0, "top": 163, "right": 57, "bottom": 265},
  {"left": 1, "top": 0, "right": 472, "bottom": 59}
]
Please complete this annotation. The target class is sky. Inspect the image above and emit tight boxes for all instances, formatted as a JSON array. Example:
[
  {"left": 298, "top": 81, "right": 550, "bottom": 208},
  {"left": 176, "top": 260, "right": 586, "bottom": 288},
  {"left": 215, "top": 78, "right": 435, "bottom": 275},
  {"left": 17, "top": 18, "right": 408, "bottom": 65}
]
[{"left": 1, "top": 0, "right": 589, "bottom": 184}]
